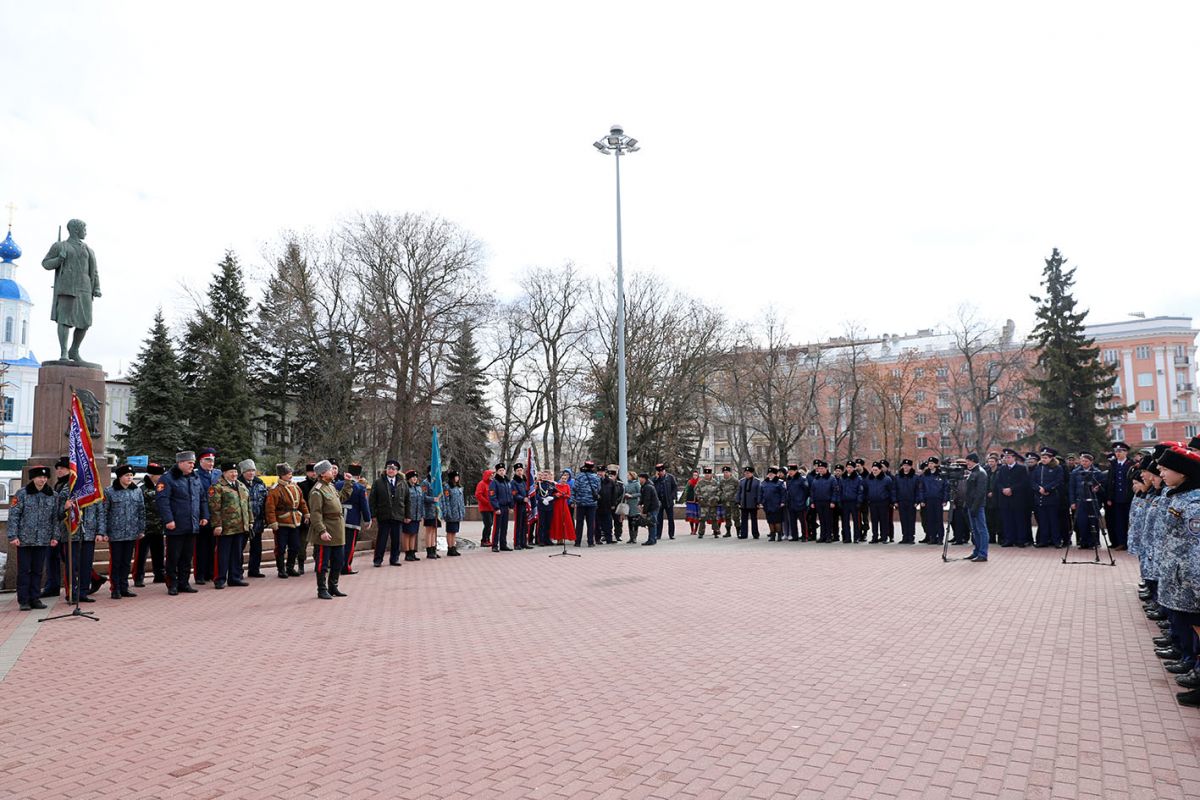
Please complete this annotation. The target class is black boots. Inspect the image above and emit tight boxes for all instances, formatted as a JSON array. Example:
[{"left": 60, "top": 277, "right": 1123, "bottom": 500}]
[
  {"left": 328, "top": 573, "right": 346, "bottom": 597},
  {"left": 405, "top": 550, "right": 420, "bottom": 562},
  {"left": 276, "top": 553, "right": 288, "bottom": 579},
  {"left": 317, "top": 572, "right": 332, "bottom": 600},
  {"left": 426, "top": 546, "right": 441, "bottom": 560},
  {"left": 447, "top": 546, "right": 460, "bottom": 557}
]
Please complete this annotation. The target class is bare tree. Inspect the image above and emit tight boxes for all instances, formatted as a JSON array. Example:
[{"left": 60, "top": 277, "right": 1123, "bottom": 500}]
[
  {"left": 342, "top": 212, "right": 489, "bottom": 467},
  {"left": 940, "top": 306, "right": 1030, "bottom": 454},
  {"left": 824, "top": 323, "right": 872, "bottom": 461}
]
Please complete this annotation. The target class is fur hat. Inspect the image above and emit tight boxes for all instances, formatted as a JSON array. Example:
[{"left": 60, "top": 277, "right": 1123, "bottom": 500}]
[{"left": 238, "top": 459, "right": 256, "bottom": 473}]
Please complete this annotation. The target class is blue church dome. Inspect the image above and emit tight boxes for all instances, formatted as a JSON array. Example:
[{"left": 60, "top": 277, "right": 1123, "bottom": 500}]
[
  {"left": 0, "top": 229, "right": 20, "bottom": 263},
  {"left": 0, "top": 277, "right": 30, "bottom": 302}
]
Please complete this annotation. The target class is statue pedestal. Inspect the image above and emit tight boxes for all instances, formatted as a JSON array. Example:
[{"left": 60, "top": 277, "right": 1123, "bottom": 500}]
[{"left": 25, "top": 364, "right": 109, "bottom": 485}]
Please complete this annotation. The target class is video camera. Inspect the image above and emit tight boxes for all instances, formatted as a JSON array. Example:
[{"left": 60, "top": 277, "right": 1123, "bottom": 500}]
[{"left": 941, "top": 461, "right": 968, "bottom": 483}]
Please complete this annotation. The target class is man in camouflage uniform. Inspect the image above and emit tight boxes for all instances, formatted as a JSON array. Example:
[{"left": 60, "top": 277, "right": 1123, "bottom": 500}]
[
  {"left": 695, "top": 467, "right": 721, "bottom": 538},
  {"left": 209, "top": 461, "right": 253, "bottom": 589},
  {"left": 717, "top": 466, "right": 739, "bottom": 538},
  {"left": 133, "top": 462, "right": 167, "bottom": 587},
  {"left": 308, "top": 460, "right": 355, "bottom": 599}
]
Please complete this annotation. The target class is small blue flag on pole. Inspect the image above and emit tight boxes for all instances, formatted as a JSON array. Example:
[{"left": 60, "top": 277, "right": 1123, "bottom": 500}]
[{"left": 430, "top": 426, "right": 444, "bottom": 515}]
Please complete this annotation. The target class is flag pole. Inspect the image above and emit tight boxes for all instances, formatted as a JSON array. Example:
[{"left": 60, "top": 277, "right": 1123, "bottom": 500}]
[{"left": 40, "top": 392, "right": 99, "bottom": 622}]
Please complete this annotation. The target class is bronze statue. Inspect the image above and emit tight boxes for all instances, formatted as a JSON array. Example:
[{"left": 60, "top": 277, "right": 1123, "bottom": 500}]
[{"left": 41, "top": 218, "right": 101, "bottom": 364}]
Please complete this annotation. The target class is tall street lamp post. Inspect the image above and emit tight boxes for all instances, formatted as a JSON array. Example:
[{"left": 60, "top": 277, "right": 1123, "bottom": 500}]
[{"left": 593, "top": 125, "right": 639, "bottom": 484}]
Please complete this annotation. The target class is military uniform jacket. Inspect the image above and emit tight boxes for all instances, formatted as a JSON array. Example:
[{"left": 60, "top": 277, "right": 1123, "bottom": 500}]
[
  {"left": 806, "top": 473, "right": 839, "bottom": 505},
  {"left": 1155, "top": 487, "right": 1200, "bottom": 613},
  {"left": 7, "top": 484, "right": 60, "bottom": 546},
  {"left": 736, "top": 477, "right": 762, "bottom": 508},
  {"left": 838, "top": 474, "right": 864, "bottom": 506},
  {"left": 141, "top": 478, "right": 164, "bottom": 536},
  {"left": 573, "top": 471, "right": 601, "bottom": 507},
  {"left": 785, "top": 477, "right": 809, "bottom": 511},
  {"left": 265, "top": 480, "right": 308, "bottom": 529},
  {"left": 59, "top": 496, "right": 106, "bottom": 542},
  {"left": 104, "top": 485, "right": 146, "bottom": 541},
  {"left": 1141, "top": 488, "right": 1170, "bottom": 581},
  {"left": 156, "top": 466, "right": 210, "bottom": 535},
  {"left": 760, "top": 478, "right": 786, "bottom": 511},
  {"left": 695, "top": 478, "right": 721, "bottom": 507},
  {"left": 1031, "top": 464, "right": 1063, "bottom": 508},
  {"left": 1127, "top": 493, "right": 1149, "bottom": 558},
  {"left": 241, "top": 476, "right": 269, "bottom": 531},
  {"left": 995, "top": 464, "right": 1029, "bottom": 508},
  {"left": 309, "top": 479, "right": 355, "bottom": 546},
  {"left": 336, "top": 480, "right": 372, "bottom": 528},
  {"left": 717, "top": 476, "right": 739, "bottom": 507},
  {"left": 210, "top": 478, "right": 253, "bottom": 536},
  {"left": 894, "top": 473, "right": 919, "bottom": 505},
  {"left": 442, "top": 486, "right": 466, "bottom": 522}
]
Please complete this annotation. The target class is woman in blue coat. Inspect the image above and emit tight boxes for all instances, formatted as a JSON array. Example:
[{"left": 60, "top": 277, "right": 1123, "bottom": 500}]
[
  {"left": 760, "top": 467, "right": 787, "bottom": 540},
  {"left": 442, "top": 471, "right": 465, "bottom": 557}
]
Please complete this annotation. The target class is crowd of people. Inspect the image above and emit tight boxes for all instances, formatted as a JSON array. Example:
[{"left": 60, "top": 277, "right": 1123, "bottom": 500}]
[
  {"left": 9, "top": 436, "right": 1200, "bottom": 707},
  {"left": 6, "top": 448, "right": 474, "bottom": 608}
]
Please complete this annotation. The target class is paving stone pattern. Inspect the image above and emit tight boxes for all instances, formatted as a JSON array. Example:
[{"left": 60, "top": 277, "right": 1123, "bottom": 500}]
[{"left": 1, "top": 529, "right": 1197, "bottom": 799}]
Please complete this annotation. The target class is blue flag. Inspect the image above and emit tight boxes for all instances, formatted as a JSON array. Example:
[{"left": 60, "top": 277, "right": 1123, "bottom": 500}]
[{"left": 430, "top": 426, "right": 444, "bottom": 515}]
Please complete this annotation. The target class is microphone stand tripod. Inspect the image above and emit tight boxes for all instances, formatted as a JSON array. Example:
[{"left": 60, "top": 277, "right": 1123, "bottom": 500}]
[
  {"left": 1062, "top": 479, "right": 1115, "bottom": 566},
  {"left": 40, "top": 527, "right": 99, "bottom": 623}
]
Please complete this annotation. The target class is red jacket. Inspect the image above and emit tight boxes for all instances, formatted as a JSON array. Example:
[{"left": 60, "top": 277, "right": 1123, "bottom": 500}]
[{"left": 474, "top": 470, "right": 495, "bottom": 512}]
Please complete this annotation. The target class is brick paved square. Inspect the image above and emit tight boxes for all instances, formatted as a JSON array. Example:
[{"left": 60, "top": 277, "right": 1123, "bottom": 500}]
[{"left": 2, "top": 530, "right": 1198, "bottom": 799}]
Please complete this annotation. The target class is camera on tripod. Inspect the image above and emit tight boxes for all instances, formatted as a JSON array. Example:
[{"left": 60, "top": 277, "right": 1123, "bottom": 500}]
[{"left": 941, "top": 461, "right": 967, "bottom": 483}]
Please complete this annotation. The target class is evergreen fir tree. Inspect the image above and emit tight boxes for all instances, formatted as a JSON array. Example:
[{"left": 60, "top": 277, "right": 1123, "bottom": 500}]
[
  {"left": 117, "top": 309, "right": 187, "bottom": 462},
  {"left": 440, "top": 320, "right": 492, "bottom": 479},
  {"left": 1028, "top": 248, "right": 1130, "bottom": 453},
  {"left": 249, "top": 241, "right": 314, "bottom": 464},
  {"left": 180, "top": 250, "right": 255, "bottom": 456}
]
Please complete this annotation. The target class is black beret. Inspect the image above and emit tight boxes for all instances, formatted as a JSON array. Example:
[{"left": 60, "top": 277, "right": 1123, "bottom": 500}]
[
  {"left": 721, "top": 466, "right": 732, "bottom": 473},
  {"left": 900, "top": 458, "right": 913, "bottom": 466},
  {"left": 742, "top": 465, "right": 755, "bottom": 473},
  {"left": 55, "top": 456, "right": 71, "bottom": 469},
  {"left": 928, "top": 456, "right": 941, "bottom": 464},
  {"left": 871, "top": 461, "right": 882, "bottom": 469},
  {"left": 29, "top": 465, "right": 51, "bottom": 479},
  {"left": 115, "top": 464, "right": 136, "bottom": 478},
  {"left": 512, "top": 463, "right": 524, "bottom": 470},
  {"left": 219, "top": 461, "right": 238, "bottom": 472}
]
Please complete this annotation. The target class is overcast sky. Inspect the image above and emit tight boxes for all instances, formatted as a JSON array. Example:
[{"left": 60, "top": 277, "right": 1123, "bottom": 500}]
[{"left": 2, "top": 1, "right": 1198, "bottom": 376}]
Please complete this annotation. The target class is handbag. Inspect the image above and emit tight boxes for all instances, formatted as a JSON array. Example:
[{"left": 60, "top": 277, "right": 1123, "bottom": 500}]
[{"left": 615, "top": 502, "right": 630, "bottom": 516}]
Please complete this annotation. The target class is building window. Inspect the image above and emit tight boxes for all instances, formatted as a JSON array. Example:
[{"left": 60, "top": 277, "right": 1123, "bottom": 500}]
[
  {"left": 914, "top": 368, "right": 925, "bottom": 378},
  {"left": 756, "top": 445, "right": 766, "bottom": 459},
  {"left": 806, "top": 424, "right": 819, "bottom": 437},
  {"left": 1102, "top": 348, "right": 1119, "bottom": 364},
  {"left": 1185, "top": 424, "right": 1199, "bottom": 438},
  {"left": 891, "top": 368, "right": 901, "bottom": 378},
  {"left": 870, "top": 436, "right": 880, "bottom": 450},
  {"left": 915, "top": 391, "right": 926, "bottom": 402},
  {"left": 963, "top": 410, "right": 975, "bottom": 423},
  {"left": 1144, "top": 424, "right": 1157, "bottom": 440},
  {"left": 1137, "top": 372, "right": 1153, "bottom": 387},
  {"left": 915, "top": 413, "right": 928, "bottom": 425},
  {"left": 827, "top": 396, "right": 837, "bottom": 409},
  {"left": 940, "top": 434, "right": 951, "bottom": 448},
  {"left": 1139, "top": 399, "right": 1156, "bottom": 413},
  {"left": 719, "top": 446, "right": 728, "bottom": 457},
  {"left": 936, "top": 367, "right": 949, "bottom": 379},
  {"left": 916, "top": 435, "right": 928, "bottom": 448},
  {"left": 1113, "top": 378, "right": 1122, "bottom": 396},
  {"left": 3, "top": 317, "right": 11, "bottom": 343},
  {"left": 1135, "top": 345, "right": 1151, "bottom": 360},
  {"left": 936, "top": 392, "right": 950, "bottom": 409},
  {"left": 1112, "top": 425, "right": 1124, "bottom": 441},
  {"left": 1014, "top": 407, "right": 1027, "bottom": 419},
  {"left": 703, "top": 447, "right": 711, "bottom": 460},
  {"left": 938, "top": 413, "right": 950, "bottom": 426},
  {"left": 20, "top": 319, "right": 27, "bottom": 345},
  {"left": 1176, "top": 398, "right": 1191, "bottom": 414},
  {"left": 2, "top": 396, "right": 12, "bottom": 422},
  {"left": 1175, "top": 344, "right": 1188, "bottom": 359}
]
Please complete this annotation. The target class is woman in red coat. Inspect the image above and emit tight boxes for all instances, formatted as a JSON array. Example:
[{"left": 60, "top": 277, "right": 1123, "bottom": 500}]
[
  {"left": 550, "top": 479, "right": 575, "bottom": 543},
  {"left": 474, "top": 469, "right": 495, "bottom": 546}
]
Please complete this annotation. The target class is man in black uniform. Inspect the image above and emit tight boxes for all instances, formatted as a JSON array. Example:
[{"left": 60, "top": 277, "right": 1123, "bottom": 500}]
[{"left": 133, "top": 462, "right": 167, "bottom": 586}]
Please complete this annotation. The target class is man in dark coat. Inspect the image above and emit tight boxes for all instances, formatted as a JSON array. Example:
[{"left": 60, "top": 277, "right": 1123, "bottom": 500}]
[
  {"left": 637, "top": 473, "right": 662, "bottom": 546},
  {"left": 133, "top": 462, "right": 167, "bottom": 587},
  {"left": 996, "top": 448, "right": 1031, "bottom": 547},
  {"left": 598, "top": 468, "right": 622, "bottom": 544},
  {"left": 652, "top": 463, "right": 679, "bottom": 541},
  {"left": 1031, "top": 447, "right": 1064, "bottom": 547},
  {"left": 1105, "top": 441, "right": 1134, "bottom": 549},
  {"left": 155, "top": 451, "right": 210, "bottom": 595},
  {"left": 736, "top": 466, "right": 762, "bottom": 539},
  {"left": 370, "top": 459, "right": 407, "bottom": 567}
]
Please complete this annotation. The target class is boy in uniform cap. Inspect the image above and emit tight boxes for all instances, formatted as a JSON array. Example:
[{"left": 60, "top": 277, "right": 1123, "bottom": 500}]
[
  {"left": 1032, "top": 448, "right": 1064, "bottom": 547},
  {"left": 265, "top": 464, "right": 309, "bottom": 578},
  {"left": 7, "top": 466, "right": 60, "bottom": 610},
  {"left": 488, "top": 464, "right": 515, "bottom": 551},
  {"left": 1068, "top": 452, "right": 1106, "bottom": 548},
  {"left": 1105, "top": 441, "right": 1134, "bottom": 549},
  {"left": 133, "top": 463, "right": 167, "bottom": 587},
  {"left": 695, "top": 467, "right": 721, "bottom": 538},
  {"left": 209, "top": 462, "right": 253, "bottom": 588},
  {"left": 1149, "top": 446, "right": 1200, "bottom": 706},
  {"left": 806, "top": 460, "right": 839, "bottom": 542},
  {"left": 717, "top": 467, "right": 739, "bottom": 537},
  {"left": 335, "top": 462, "right": 372, "bottom": 572},
  {"left": 238, "top": 460, "right": 270, "bottom": 578},
  {"left": 296, "top": 463, "right": 318, "bottom": 574},
  {"left": 308, "top": 460, "right": 355, "bottom": 599},
  {"left": 39, "top": 456, "right": 73, "bottom": 598}
]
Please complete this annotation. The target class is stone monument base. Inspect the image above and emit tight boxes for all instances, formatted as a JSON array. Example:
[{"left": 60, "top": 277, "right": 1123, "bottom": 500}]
[{"left": 25, "top": 363, "right": 109, "bottom": 485}]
